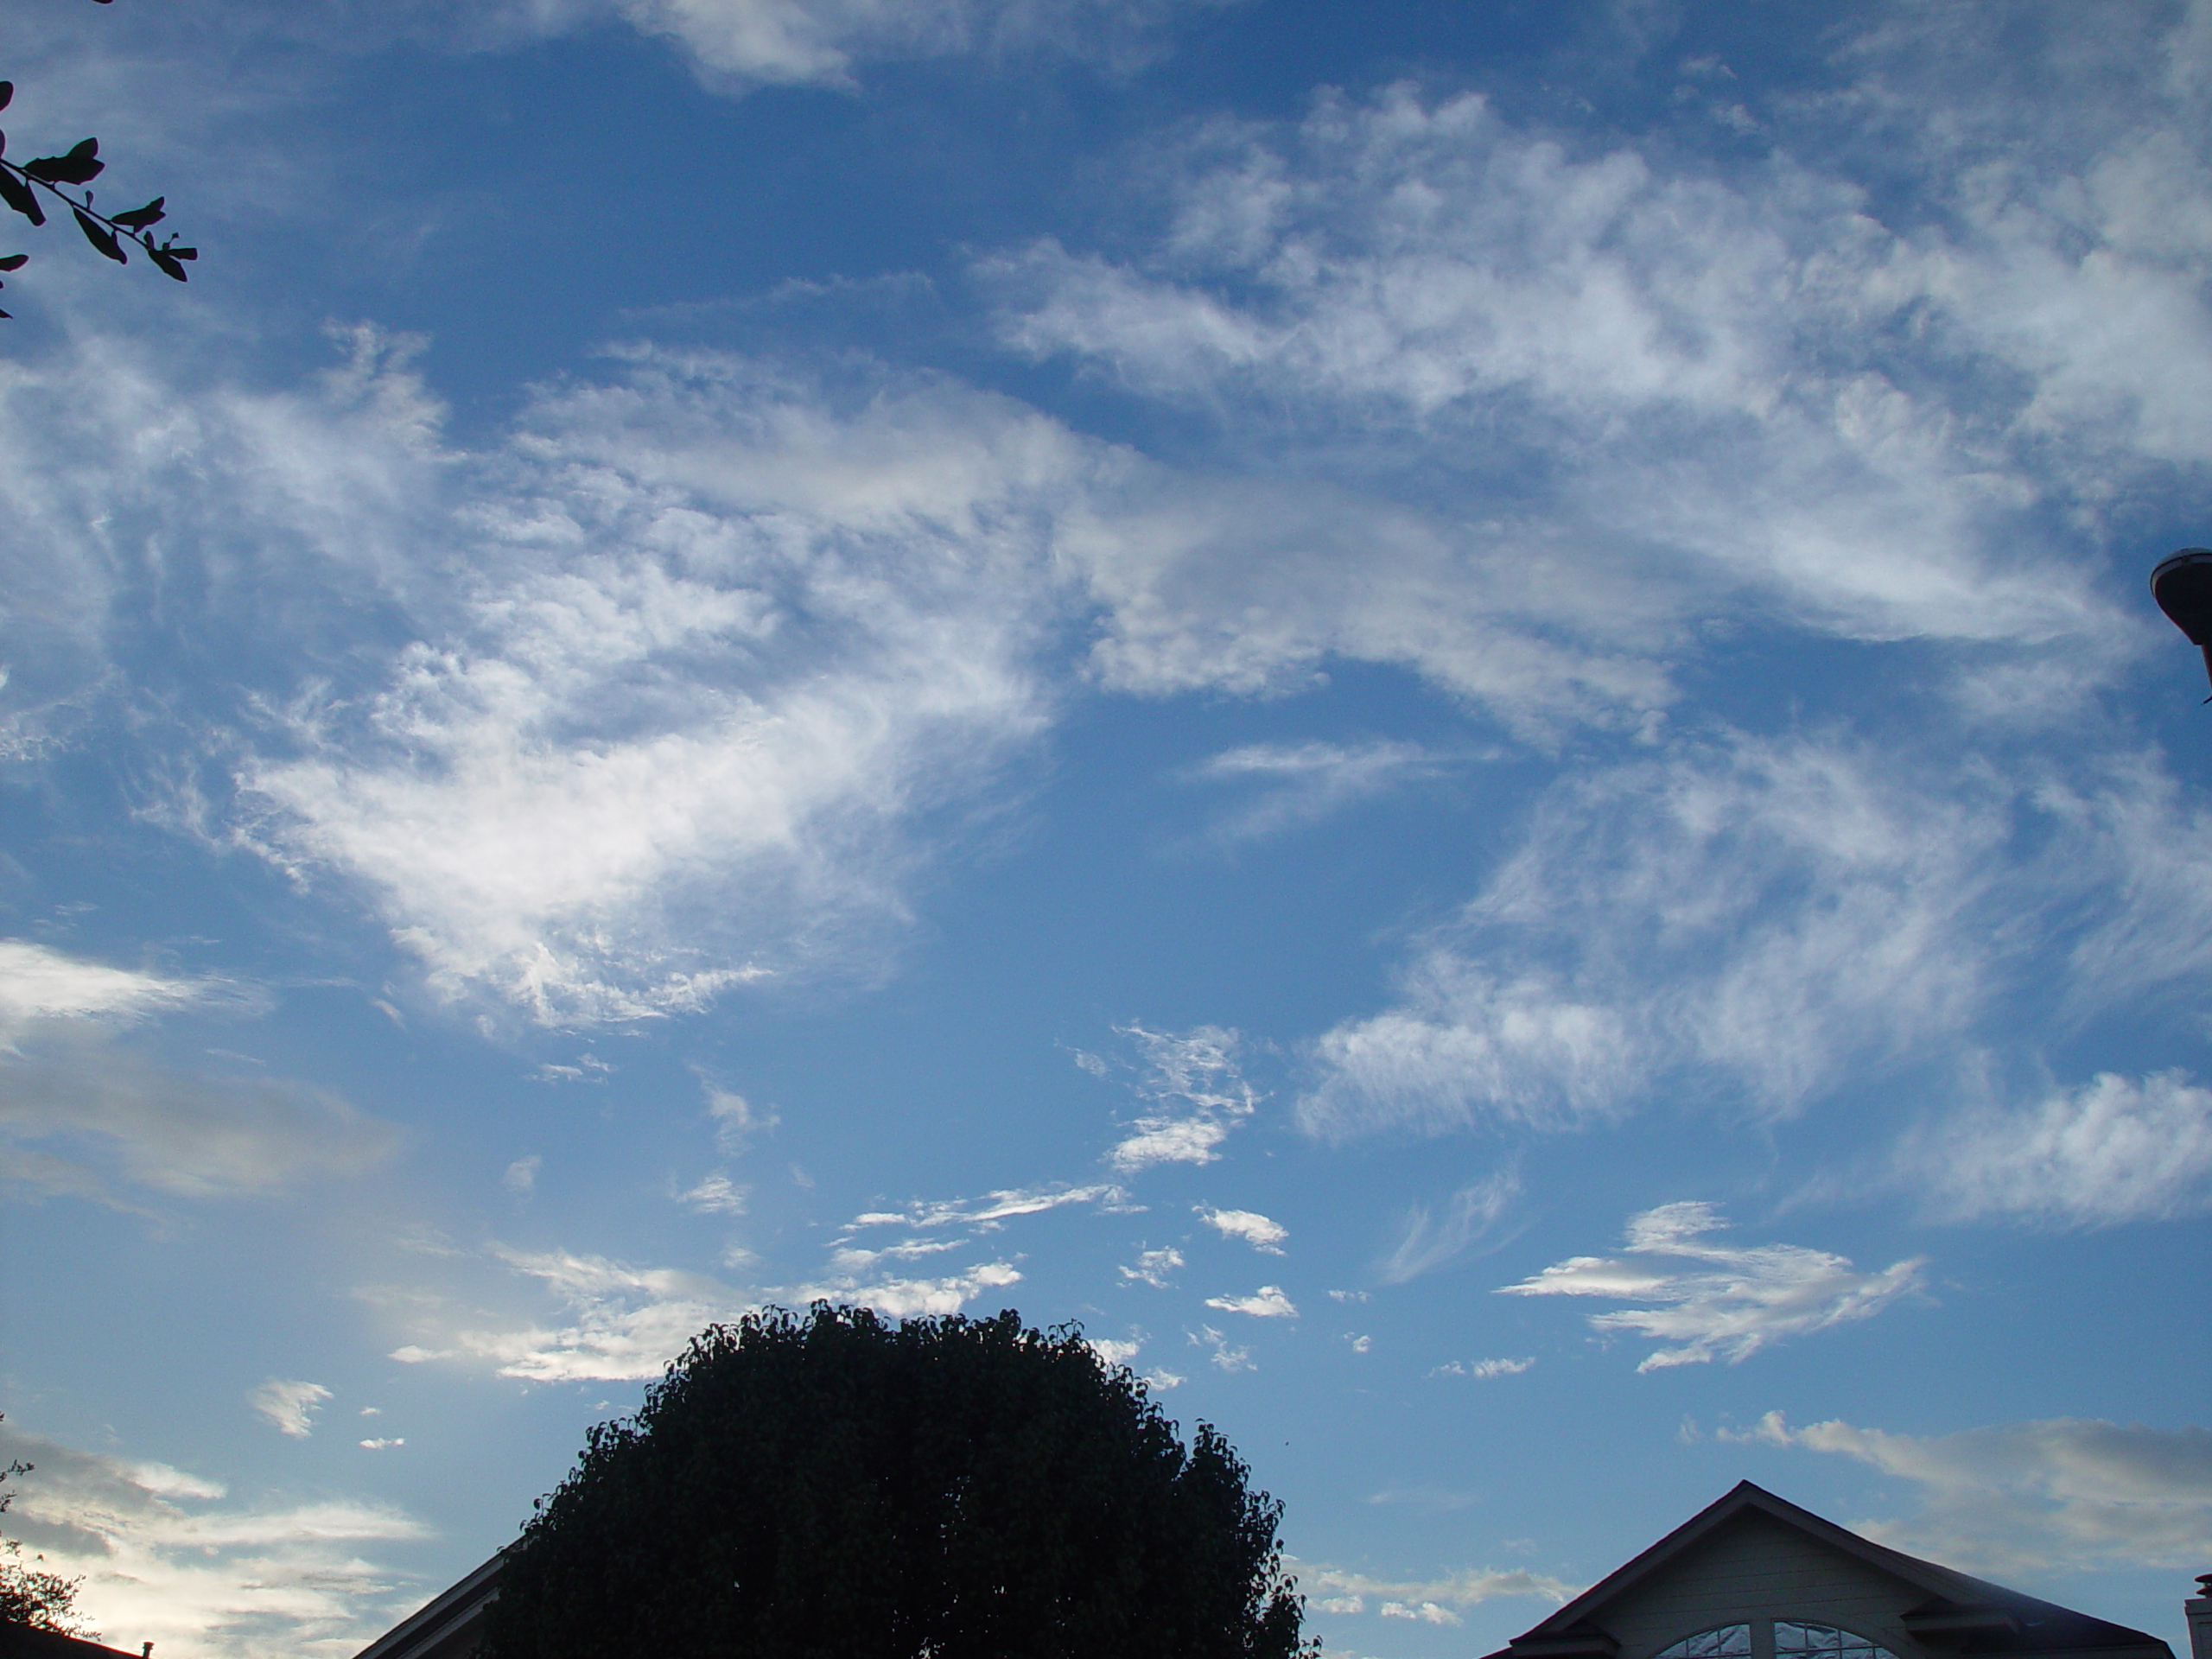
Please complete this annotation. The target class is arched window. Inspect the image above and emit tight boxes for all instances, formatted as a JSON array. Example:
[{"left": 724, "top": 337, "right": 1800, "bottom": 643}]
[
  {"left": 1775, "top": 1624, "right": 1898, "bottom": 1659},
  {"left": 1655, "top": 1627, "right": 1752, "bottom": 1659}
]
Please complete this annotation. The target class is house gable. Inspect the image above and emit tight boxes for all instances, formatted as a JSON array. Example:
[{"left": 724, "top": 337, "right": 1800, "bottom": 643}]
[
  {"left": 1594, "top": 1508, "right": 1934, "bottom": 1659},
  {"left": 1482, "top": 1484, "right": 2173, "bottom": 1659}
]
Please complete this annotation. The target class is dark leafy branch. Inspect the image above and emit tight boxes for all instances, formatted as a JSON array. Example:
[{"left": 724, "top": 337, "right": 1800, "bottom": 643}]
[{"left": 0, "top": 75, "right": 196, "bottom": 318}]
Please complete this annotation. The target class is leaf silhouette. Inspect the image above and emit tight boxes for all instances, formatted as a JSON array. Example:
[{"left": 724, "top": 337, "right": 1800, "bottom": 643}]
[
  {"left": 0, "top": 253, "right": 25, "bottom": 271},
  {"left": 0, "top": 84, "right": 12, "bottom": 115},
  {"left": 0, "top": 170, "right": 44, "bottom": 226},
  {"left": 73, "top": 207, "right": 125, "bottom": 263},
  {"left": 111, "top": 196, "right": 164, "bottom": 230},
  {"left": 27, "top": 138, "right": 103, "bottom": 186},
  {"left": 148, "top": 246, "right": 188, "bottom": 282}
]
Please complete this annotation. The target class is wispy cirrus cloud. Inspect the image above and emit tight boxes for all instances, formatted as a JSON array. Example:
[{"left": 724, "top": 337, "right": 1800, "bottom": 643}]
[
  {"left": 990, "top": 71, "right": 2172, "bottom": 685},
  {"left": 1501, "top": 1202, "right": 1924, "bottom": 1370},
  {"left": 1736, "top": 1409, "right": 2212, "bottom": 1577},
  {"left": 1378, "top": 1169, "right": 1518, "bottom": 1283},
  {"left": 1300, "top": 734, "right": 2212, "bottom": 1141}
]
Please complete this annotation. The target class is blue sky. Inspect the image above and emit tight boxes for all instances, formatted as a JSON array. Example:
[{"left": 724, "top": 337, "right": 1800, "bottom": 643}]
[{"left": 3, "top": 3, "right": 2211, "bottom": 1656}]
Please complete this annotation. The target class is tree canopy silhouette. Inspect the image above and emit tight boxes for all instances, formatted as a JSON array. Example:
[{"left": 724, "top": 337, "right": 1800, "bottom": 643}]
[{"left": 478, "top": 1304, "right": 1309, "bottom": 1659}]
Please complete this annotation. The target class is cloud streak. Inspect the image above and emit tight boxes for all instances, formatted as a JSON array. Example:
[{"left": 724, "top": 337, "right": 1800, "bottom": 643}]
[{"left": 1501, "top": 1202, "right": 1924, "bottom": 1370}]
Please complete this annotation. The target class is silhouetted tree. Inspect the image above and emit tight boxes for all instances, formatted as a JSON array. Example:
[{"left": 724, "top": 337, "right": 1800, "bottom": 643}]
[
  {"left": 479, "top": 1305, "right": 1309, "bottom": 1659},
  {"left": 2, "top": 2, "right": 196, "bottom": 316}
]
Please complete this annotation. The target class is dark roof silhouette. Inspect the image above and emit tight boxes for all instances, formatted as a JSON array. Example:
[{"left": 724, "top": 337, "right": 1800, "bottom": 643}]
[
  {"left": 0, "top": 1627, "right": 144, "bottom": 1659},
  {"left": 350, "top": 1553, "right": 505, "bottom": 1659},
  {"left": 1483, "top": 1482, "right": 2173, "bottom": 1659}
]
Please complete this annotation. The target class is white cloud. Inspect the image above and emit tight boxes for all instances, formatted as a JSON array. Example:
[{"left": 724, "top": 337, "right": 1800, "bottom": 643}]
[
  {"left": 1738, "top": 1409, "right": 2212, "bottom": 1577},
  {"left": 1197, "top": 1205, "right": 1287, "bottom": 1252},
  {"left": 0, "top": 1419, "right": 431, "bottom": 1659},
  {"left": 1105, "top": 1023, "right": 1260, "bottom": 1171},
  {"left": 247, "top": 1379, "right": 331, "bottom": 1440},
  {"left": 1379, "top": 1169, "right": 1518, "bottom": 1283},
  {"left": 1120, "top": 1245, "right": 1183, "bottom": 1287},
  {"left": 1087, "top": 1336, "right": 1143, "bottom": 1366},
  {"left": 1500, "top": 1202, "right": 1924, "bottom": 1370},
  {"left": 1382, "top": 1601, "right": 1461, "bottom": 1625},
  {"left": 1909, "top": 1070, "right": 2212, "bottom": 1226},
  {"left": 1204, "top": 1284, "right": 1297, "bottom": 1319},
  {"left": 501, "top": 1154, "right": 541, "bottom": 1194},
  {"left": 1187, "top": 1324, "right": 1253, "bottom": 1373},
  {"left": 356, "top": 1438, "right": 404, "bottom": 1451}
]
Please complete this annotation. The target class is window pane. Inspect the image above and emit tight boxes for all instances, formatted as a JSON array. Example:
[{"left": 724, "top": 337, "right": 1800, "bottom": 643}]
[
  {"left": 1656, "top": 1626, "right": 1753, "bottom": 1659},
  {"left": 1775, "top": 1622, "right": 1897, "bottom": 1659}
]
